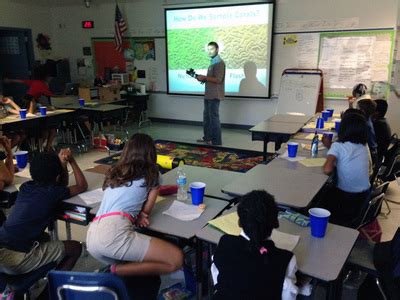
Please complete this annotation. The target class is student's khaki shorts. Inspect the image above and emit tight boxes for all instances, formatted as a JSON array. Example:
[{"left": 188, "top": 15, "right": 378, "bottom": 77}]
[
  {"left": 0, "top": 240, "right": 64, "bottom": 275},
  {"left": 86, "top": 214, "right": 151, "bottom": 265}
]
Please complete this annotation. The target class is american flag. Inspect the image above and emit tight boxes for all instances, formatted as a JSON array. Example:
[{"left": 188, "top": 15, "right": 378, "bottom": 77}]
[{"left": 114, "top": 4, "right": 127, "bottom": 52}]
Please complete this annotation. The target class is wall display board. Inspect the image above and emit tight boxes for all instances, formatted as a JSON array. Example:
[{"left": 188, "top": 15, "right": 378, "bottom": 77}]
[
  {"left": 276, "top": 71, "right": 322, "bottom": 116},
  {"left": 318, "top": 30, "right": 394, "bottom": 98}
]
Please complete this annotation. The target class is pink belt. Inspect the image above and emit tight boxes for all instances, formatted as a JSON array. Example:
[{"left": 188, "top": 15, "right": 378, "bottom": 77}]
[{"left": 93, "top": 211, "right": 136, "bottom": 224}]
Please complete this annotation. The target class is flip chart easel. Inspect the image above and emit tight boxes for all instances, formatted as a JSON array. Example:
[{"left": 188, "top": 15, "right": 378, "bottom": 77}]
[{"left": 276, "top": 69, "right": 324, "bottom": 116}]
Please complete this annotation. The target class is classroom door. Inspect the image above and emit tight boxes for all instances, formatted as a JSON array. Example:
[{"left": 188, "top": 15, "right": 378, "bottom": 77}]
[{"left": 0, "top": 27, "right": 34, "bottom": 101}]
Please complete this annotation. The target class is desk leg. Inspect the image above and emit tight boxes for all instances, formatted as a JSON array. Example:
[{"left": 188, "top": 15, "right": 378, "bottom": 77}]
[
  {"left": 65, "top": 221, "right": 72, "bottom": 240},
  {"left": 263, "top": 137, "right": 268, "bottom": 161},
  {"left": 49, "top": 220, "right": 59, "bottom": 241},
  {"left": 326, "top": 270, "right": 343, "bottom": 300},
  {"left": 196, "top": 238, "right": 203, "bottom": 300}
]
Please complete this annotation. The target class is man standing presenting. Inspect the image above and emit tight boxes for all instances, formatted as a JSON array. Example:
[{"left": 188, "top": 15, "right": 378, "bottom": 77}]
[{"left": 196, "top": 42, "right": 225, "bottom": 146}]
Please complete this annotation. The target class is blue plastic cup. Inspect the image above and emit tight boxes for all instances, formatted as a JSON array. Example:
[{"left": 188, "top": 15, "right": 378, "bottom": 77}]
[
  {"left": 321, "top": 111, "right": 330, "bottom": 121},
  {"left": 287, "top": 142, "right": 299, "bottom": 158},
  {"left": 78, "top": 98, "right": 85, "bottom": 106},
  {"left": 309, "top": 208, "right": 331, "bottom": 238},
  {"left": 335, "top": 120, "right": 341, "bottom": 132},
  {"left": 190, "top": 182, "right": 206, "bottom": 205},
  {"left": 323, "top": 132, "right": 334, "bottom": 142},
  {"left": 19, "top": 109, "right": 27, "bottom": 119},
  {"left": 326, "top": 108, "right": 334, "bottom": 117},
  {"left": 39, "top": 106, "right": 47, "bottom": 116},
  {"left": 15, "top": 150, "right": 28, "bottom": 169},
  {"left": 316, "top": 117, "right": 324, "bottom": 129}
]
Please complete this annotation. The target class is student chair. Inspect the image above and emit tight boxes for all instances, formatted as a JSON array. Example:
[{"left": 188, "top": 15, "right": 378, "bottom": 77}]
[
  {"left": 0, "top": 261, "right": 57, "bottom": 299},
  {"left": 348, "top": 182, "right": 389, "bottom": 230},
  {"left": 345, "top": 238, "right": 388, "bottom": 300},
  {"left": 48, "top": 271, "right": 131, "bottom": 300}
]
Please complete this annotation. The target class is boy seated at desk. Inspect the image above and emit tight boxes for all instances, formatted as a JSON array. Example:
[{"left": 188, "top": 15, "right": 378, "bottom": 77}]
[{"left": 0, "top": 149, "right": 88, "bottom": 289}]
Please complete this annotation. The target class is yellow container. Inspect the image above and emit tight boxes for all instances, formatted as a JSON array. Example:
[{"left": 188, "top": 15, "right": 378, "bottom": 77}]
[{"left": 157, "top": 155, "right": 185, "bottom": 169}]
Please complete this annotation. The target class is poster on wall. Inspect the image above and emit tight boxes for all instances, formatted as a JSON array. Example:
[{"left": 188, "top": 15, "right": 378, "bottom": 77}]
[
  {"left": 132, "top": 39, "right": 155, "bottom": 60},
  {"left": 319, "top": 30, "right": 394, "bottom": 98}
]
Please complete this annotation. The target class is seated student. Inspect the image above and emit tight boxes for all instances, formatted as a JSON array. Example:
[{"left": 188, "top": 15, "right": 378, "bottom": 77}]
[
  {"left": 0, "top": 136, "right": 14, "bottom": 191},
  {"left": 348, "top": 83, "right": 369, "bottom": 108},
  {"left": 211, "top": 190, "right": 298, "bottom": 300},
  {"left": 373, "top": 99, "right": 392, "bottom": 162},
  {"left": 87, "top": 133, "right": 183, "bottom": 276},
  {"left": 0, "top": 96, "right": 26, "bottom": 148},
  {"left": 321, "top": 112, "right": 371, "bottom": 226},
  {"left": 0, "top": 149, "right": 87, "bottom": 280},
  {"left": 4, "top": 66, "right": 56, "bottom": 151},
  {"left": 357, "top": 97, "right": 378, "bottom": 164}
]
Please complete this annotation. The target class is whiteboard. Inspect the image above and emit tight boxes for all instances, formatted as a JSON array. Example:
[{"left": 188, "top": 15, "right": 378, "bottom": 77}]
[
  {"left": 271, "top": 33, "right": 320, "bottom": 97},
  {"left": 276, "top": 73, "right": 321, "bottom": 116}
]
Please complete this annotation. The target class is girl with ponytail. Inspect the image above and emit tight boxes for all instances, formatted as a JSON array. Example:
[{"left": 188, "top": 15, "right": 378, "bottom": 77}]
[{"left": 211, "top": 190, "right": 299, "bottom": 300}]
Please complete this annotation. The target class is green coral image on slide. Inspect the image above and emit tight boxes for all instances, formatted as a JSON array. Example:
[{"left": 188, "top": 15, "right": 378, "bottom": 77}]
[{"left": 167, "top": 24, "right": 268, "bottom": 70}]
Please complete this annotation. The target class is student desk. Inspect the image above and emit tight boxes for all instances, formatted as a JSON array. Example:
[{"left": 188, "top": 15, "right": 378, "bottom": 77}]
[
  {"left": 0, "top": 176, "right": 30, "bottom": 208},
  {"left": 161, "top": 165, "right": 242, "bottom": 201},
  {"left": 59, "top": 171, "right": 105, "bottom": 240},
  {"left": 221, "top": 163, "right": 328, "bottom": 209},
  {"left": 268, "top": 114, "right": 312, "bottom": 124},
  {"left": 249, "top": 115, "right": 311, "bottom": 161},
  {"left": 196, "top": 205, "right": 359, "bottom": 300},
  {"left": 0, "top": 109, "right": 75, "bottom": 131},
  {"left": 145, "top": 195, "right": 229, "bottom": 300},
  {"left": 145, "top": 195, "right": 228, "bottom": 240}
]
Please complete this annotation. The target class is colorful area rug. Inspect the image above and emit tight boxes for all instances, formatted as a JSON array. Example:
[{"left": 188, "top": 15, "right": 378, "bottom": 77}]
[{"left": 95, "top": 140, "right": 275, "bottom": 173}]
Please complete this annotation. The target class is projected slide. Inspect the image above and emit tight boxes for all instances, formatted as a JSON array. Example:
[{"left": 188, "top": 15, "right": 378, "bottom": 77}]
[{"left": 165, "top": 2, "right": 274, "bottom": 98}]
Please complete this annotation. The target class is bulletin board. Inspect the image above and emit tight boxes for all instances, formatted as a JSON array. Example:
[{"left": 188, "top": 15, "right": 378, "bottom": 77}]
[
  {"left": 91, "top": 37, "right": 167, "bottom": 92},
  {"left": 271, "top": 29, "right": 394, "bottom": 100},
  {"left": 319, "top": 29, "right": 394, "bottom": 99}
]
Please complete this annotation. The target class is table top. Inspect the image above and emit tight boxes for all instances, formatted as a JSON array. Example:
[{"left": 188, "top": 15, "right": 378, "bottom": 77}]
[
  {"left": 249, "top": 120, "right": 305, "bottom": 135},
  {"left": 221, "top": 163, "right": 328, "bottom": 208},
  {"left": 2, "top": 175, "right": 30, "bottom": 194},
  {"left": 55, "top": 103, "right": 126, "bottom": 111},
  {"left": 146, "top": 195, "right": 229, "bottom": 240},
  {"left": 268, "top": 114, "right": 312, "bottom": 124},
  {"left": 0, "top": 109, "right": 74, "bottom": 125},
  {"left": 63, "top": 171, "right": 105, "bottom": 208},
  {"left": 196, "top": 205, "right": 359, "bottom": 282},
  {"left": 161, "top": 165, "right": 242, "bottom": 201},
  {"left": 82, "top": 103, "right": 126, "bottom": 112}
]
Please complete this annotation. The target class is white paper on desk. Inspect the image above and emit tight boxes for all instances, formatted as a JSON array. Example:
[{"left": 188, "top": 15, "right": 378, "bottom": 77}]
[
  {"left": 16, "top": 165, "right": 32, "bottom": 178},
  {"left": 271, "top": 229, "right": 300, "bottom": 251},
  {"left": 280, "top": 151, "right": 306, "bottom": 162},
  {"left": 162, "top": 200, "right": 204, "bottom": 221},
  {"left": 78, "top": 188, "right": 104, "bottom": 205}
]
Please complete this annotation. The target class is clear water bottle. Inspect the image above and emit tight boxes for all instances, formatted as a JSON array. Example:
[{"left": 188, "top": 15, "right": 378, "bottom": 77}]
[
  {"left": 311, "top": 132, "right": 319, "bottom": 158},
  {"left": 176, "top": 167, "right": 188, "bottom": 201}
]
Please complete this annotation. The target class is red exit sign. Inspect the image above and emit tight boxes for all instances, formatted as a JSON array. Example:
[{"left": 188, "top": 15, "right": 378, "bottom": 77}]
[{"left": 82, "top": 21, "right": 94, "bottom": 29}]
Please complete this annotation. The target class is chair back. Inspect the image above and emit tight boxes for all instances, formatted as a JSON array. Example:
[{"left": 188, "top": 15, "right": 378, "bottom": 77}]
[
  {"left": 48, "top": 271, "right": 130, "bottom": 300},
  {"left": 356, "top": 182, "right": 390, "bottom": 230},
  {"left": 378, "top": 134, "right": 400, "bottom": 182}
]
